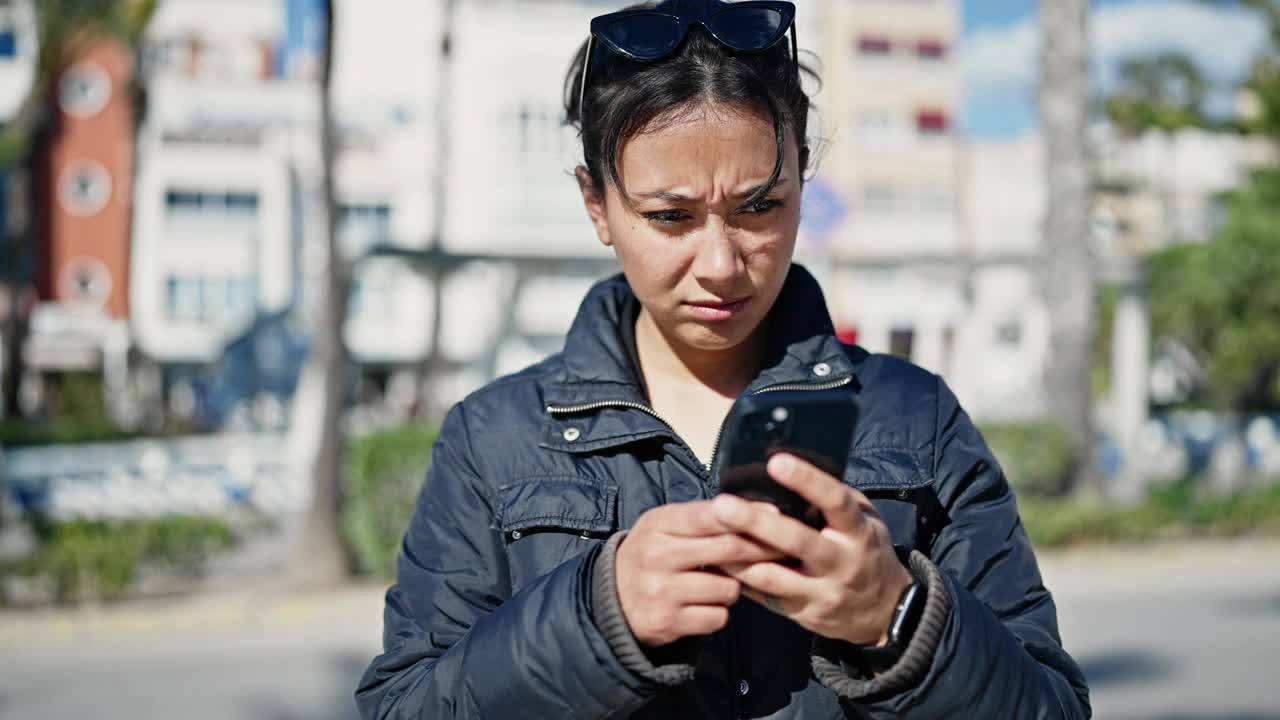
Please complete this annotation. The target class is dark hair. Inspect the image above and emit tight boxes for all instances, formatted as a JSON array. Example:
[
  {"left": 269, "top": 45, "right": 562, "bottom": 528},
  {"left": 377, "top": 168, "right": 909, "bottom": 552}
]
[{"left": 563, "top": 0, "right": 819, "bottom": 206}]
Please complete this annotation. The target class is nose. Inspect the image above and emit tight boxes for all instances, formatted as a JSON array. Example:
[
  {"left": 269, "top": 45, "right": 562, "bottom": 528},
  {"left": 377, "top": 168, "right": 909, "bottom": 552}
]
[{"left": 690, "top": 216, "right": 745, "bottom": 289}]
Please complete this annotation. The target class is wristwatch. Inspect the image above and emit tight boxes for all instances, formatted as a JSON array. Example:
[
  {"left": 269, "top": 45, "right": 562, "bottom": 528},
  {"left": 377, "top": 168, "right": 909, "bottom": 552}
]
[{"left": 858, "top": 579, "right": 927, "bottom": 670}]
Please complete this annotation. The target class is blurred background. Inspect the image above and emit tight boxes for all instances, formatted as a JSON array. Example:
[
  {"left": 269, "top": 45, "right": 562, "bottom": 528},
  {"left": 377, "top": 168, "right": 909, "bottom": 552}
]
[{"left": 0, "top": 0, "right": 1279, "bottom": 717}]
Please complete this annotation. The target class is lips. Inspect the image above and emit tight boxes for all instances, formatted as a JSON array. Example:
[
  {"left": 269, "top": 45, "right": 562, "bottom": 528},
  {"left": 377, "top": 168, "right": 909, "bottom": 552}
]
[{"left": 686, "top": 297, "right": 750, "bottom": 321}]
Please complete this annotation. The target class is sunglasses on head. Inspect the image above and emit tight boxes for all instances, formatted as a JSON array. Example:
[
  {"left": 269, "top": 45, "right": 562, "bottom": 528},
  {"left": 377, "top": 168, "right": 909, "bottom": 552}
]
[{"left": 577, "top": 0, "right": 799, "bottom": 123}]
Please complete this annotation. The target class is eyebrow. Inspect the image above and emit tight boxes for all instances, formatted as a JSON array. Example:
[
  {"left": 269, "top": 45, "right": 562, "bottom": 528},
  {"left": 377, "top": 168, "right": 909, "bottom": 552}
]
[{"left": 634, "top": 177, "right": 790, "bottom": 203}]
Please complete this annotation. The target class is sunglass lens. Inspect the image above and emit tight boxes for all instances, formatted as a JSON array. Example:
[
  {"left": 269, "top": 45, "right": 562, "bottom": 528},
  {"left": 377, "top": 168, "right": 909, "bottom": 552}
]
[
  {"left": 709, "top": 7, "right": 786, "bottom": 50},
  {"left": 602, "top": 13, "right": 681, "bottom": 60}
]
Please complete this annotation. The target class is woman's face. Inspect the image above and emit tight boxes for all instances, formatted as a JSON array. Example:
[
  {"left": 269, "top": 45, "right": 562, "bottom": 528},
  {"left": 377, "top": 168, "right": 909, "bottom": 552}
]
[{"left": 579, "top": 104, "right": 802, "bottom": 357}]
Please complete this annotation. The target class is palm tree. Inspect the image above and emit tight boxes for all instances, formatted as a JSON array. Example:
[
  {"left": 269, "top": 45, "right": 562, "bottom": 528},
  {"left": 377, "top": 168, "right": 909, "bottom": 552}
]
[
  {"left": 1105, "top": 52, "right": 1211, "bottom": 134},
  {"left": 1038, "top": 0, "right": 1096, "bottom": 494},
  {"left": 288, "top": 0, "right": 352, "bottom": 588},
  {"left": 1, "top": 0, "right": 154, "bottom": 418}
]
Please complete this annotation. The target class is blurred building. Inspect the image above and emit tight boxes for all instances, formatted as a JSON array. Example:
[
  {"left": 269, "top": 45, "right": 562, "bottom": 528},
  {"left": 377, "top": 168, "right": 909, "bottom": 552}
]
[
  {"left": 1092, "top": 125, "right": 1277, "bottom": 254},
  {"left": 131, "top": 0, "right": 444, "bottom": 427},
  {"left": 23, "top": 36, "right": 135, "bottom": 417},
  {"left": 807, "top": 0, "right": 968, "bottom": 386},
  {"left": 131, "top": 0, "right": 320, "bottom": 425},
  {"left": 955, "top": 136, "right": 1050, "bottom": 420},
  {"left": 330, "top": 0, "right": 440, "bottom": 394},
  {"left": 429, "top": 0, "right": 609, "bottom": 400}
]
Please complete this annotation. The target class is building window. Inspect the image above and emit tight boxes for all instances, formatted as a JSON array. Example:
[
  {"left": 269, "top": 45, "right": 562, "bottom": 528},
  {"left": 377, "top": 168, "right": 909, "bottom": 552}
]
[
  {"left": 166, "top": 276, "right": 201, "bottom": 321},
  {"left": 58, "top": 63, "right": 112, "bottom": 119},
  {"left": 58, "top": 257, "right": 112, "bottom": 307},
  {"left": 918, "top": 183, "right": 953, "bottom": 213},
  {"left": 348, "top": 269, "right": 395, "bottom": 319},
  {"left": 915, "top": 109, "right": 950, "bottom": 136},
  {"left": 165, "top": 274, "right": 256, "bottom": 323},
  {"left": 337, "top": 202, "right": 393, "bottom": 256},
  {"left": 166, "top": 189, "right": 260, "bottom": 213},
  {"left": 916, "top": 39, "right": 947, "bottom": 60},
  {"left": 854, "top": 109, "right": 894, "bottom": 143},
  {"left": 995, "top": 320, "right": 1022, "bottom": 346},
  {"left": 889, "top": 327, "right": 915, "bottom": 359},
  {"left": 165, "top": 189, "right": 261, "bottom": 234},
  {"left": 856, "top": 35, "right": 892, "bottom": 56},
  {"left": 506, "top": 102, "right": 565, "bottom": 154},
  {"left": 859, "top": 183, "right": 897, "bottom": 213},
  {"left": 58, "top": 161, "right": 113, "bottom": 216}
]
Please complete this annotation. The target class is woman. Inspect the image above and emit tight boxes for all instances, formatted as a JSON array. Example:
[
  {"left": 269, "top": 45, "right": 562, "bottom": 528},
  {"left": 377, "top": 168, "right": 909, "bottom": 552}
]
[{"left": 357, "top": 1, "right": 1091, "bottom": 717}]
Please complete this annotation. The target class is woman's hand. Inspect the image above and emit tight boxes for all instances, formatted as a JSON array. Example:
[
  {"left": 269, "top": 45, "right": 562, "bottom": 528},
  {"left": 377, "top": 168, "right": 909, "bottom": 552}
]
[
  {"left": 615, "top": 501, "right": 783, "bottom": 648},
  {"left": 713, "top": 453, "right": 913, "bottom": 646}
]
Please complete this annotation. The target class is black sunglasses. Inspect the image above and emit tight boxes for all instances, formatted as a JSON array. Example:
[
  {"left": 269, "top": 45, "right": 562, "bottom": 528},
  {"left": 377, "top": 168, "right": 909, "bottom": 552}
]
[{"left": 577, "top": 0, "right": 799, "bottom": 122}]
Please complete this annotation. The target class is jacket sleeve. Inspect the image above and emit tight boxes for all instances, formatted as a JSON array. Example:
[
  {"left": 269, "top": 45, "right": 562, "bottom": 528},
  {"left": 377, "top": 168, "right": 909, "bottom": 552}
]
[
  {"left": 822, "top": 376, "right": 1092, "bottom": 719},
  {"left": 355, "top": 403, "right": 657, "bottom": 719}
]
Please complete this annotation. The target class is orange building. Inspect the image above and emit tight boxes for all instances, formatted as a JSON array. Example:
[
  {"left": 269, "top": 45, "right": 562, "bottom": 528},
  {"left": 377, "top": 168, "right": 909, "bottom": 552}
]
[
  {"left": 36, "top": 38, "right": 133, "bottom": 323},
  {"left": 26, "top": 38, "right": 134, "bottom": 376}
]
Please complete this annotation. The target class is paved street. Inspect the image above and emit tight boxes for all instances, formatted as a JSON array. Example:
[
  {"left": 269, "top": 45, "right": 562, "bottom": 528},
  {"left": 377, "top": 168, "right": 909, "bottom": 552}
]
[{"left": 1, "top": 540, "right": 1278, "bottom": 719}]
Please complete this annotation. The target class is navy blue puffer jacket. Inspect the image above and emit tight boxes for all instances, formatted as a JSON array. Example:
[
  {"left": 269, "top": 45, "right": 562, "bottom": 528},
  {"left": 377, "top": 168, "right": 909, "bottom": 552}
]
[{"left": 356, "top": 265, "right": 1091, "bottom": 719}]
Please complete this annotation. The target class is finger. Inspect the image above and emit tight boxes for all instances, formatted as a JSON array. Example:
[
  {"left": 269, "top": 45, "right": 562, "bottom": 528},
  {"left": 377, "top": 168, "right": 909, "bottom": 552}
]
[
  {"left": 721, "top": 560, "right": 817, "bottom": 603},
  {"left": 659, "top": 533, "right": 787, "bottom": 570},
  {"left": 740, "top": 587, "right": 798, "bottom": 616},
  {"left": 665, "top": 570, "right": 743, "bottom": 606},
  {"left": 649, "top": 500, "right": 733, "bottom": 538},
  {"left": 766, "top": 453, "right": 874, "bottom": 534},
  {"left": 671, "top": 605, "right": 731, "bottom": 638},
  {"left": 711, "top": 493, "right": 840, "bottom": 570}
]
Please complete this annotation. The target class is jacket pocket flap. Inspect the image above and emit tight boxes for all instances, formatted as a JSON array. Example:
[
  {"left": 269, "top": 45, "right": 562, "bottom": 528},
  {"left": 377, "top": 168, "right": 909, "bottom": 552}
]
[
  {"left": 494, "top": 475, "right": 618, "bottom": 534},
  {"left": 843, "top": 448, "right": 932, "bottom": 492}
]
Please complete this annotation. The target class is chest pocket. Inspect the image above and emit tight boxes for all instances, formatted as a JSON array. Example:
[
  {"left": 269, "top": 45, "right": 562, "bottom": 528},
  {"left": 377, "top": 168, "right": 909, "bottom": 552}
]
[
  {"left": 493, "top": 475, "right": 619, "bottom": 590},
  {"left": 843, "top": 448, "right": 936, "bottom": 552}
]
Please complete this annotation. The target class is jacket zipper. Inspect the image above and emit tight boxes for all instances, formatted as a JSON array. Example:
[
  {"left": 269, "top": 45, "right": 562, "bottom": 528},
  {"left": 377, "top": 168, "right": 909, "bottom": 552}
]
[
  {"left": 705, "top": 375, "right": 853, "bottom": 477},
  {"left": 546, "top": 374, "right": 854, "bottom": 478}
]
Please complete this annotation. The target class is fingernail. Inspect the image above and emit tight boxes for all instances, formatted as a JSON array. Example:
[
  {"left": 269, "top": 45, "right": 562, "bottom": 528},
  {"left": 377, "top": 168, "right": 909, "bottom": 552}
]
[
  {"left": 768, "top": 453, "right": 796, "bottom": 480},
  {"left": 712, "top": 494, "right": 741, "bottom": 521}
]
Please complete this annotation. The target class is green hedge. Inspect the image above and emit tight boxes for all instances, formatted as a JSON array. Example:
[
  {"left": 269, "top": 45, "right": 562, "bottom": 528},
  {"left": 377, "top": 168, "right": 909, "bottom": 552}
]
[
  {"left": 0, "top": 373, "right": 141, "bottom": 448},
  {"left": 343, "top": 424, "right": 437, "bottom": 578},
  {"left": 979, "top": 421, "right": 1073, "bottom": 497},
  {"left": 2, "top": 516, "right": 234, "bottom": 604},
  {"left": 1019, "top": 480, "right": 1280, "bottom": 548},
  {"left": 336, "top": 421, "right": 1280, "bottom": 572}
]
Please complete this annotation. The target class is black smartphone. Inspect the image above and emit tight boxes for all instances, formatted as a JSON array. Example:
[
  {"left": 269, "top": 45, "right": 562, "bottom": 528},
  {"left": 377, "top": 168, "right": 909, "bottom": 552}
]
[{"left": 715, "top": 390, "right": 859, "bottom": 529}]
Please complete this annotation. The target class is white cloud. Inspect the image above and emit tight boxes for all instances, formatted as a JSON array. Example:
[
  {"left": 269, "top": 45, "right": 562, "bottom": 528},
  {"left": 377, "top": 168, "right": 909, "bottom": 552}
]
[{"left": 961, "top": 0, "right": 1268, "bottom": 132}]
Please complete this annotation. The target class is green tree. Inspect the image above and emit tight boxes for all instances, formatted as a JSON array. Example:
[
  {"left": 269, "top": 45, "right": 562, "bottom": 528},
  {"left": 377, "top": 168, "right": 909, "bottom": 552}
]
[
  {"left": 1238, "top": 0, "right": 1280, "bottom": 137},
  {"left": 1105, "top": 52, "right": 1212, "bottom": 134},
  {"left": 1106, "top": 0, "right": 1280, "bottom": 412},
  {"left": 1148, "top": 169, "right": 1280, "bottom": 411}
]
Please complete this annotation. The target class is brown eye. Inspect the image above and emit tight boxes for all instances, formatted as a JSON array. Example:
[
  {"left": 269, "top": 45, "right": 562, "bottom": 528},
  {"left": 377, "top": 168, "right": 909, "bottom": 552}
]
[
  {"left": 643, "top": 210, "right": 689, "bottom": 224},
  {"left": 741, "top": 199, "right": 783, "bottom": 215}
]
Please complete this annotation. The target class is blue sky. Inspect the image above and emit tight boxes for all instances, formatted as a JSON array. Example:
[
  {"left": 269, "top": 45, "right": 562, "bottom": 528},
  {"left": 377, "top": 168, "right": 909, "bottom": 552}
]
[{"left": 960, "top": 0, "right": 1269, "bottom": 138}]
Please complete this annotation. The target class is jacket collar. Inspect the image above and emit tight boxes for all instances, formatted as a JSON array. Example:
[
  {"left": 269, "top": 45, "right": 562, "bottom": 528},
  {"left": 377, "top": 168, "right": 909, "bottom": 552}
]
[{"left": 543, "top": 263, "right": 861, "bottom": 409}]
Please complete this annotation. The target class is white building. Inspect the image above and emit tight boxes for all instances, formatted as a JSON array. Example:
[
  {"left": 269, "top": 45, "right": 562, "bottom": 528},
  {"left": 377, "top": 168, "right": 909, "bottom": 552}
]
[
  {"left": 1092, "top": 125, "right": 1275, "bottom": 254},
  {"left": 132, "top": 0, "right": 320, "bottom": 368},
  {"left": 803, "top": 0, "right": 968, "bottom": 382},
  {"left": 954, "top": 136, "right": 1050, "bottom": 421},
  {"left": 132, "top": 0, "right": 445, "bottom": 421}
]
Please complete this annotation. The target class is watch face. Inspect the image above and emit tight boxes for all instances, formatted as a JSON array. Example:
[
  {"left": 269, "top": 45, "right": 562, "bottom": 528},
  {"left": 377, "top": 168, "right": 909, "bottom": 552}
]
[{"left": 888, "top": 582, "right": 924, "bottom": 646}]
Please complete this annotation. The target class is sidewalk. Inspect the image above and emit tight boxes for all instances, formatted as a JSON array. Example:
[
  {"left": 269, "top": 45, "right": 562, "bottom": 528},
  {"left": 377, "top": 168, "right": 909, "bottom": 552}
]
[
  {"left": 0, "top": 581, "right": 388, "bottom": 652},
  {"left": 2, "top": 539, "right": 1279, "bottom": 720}
]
